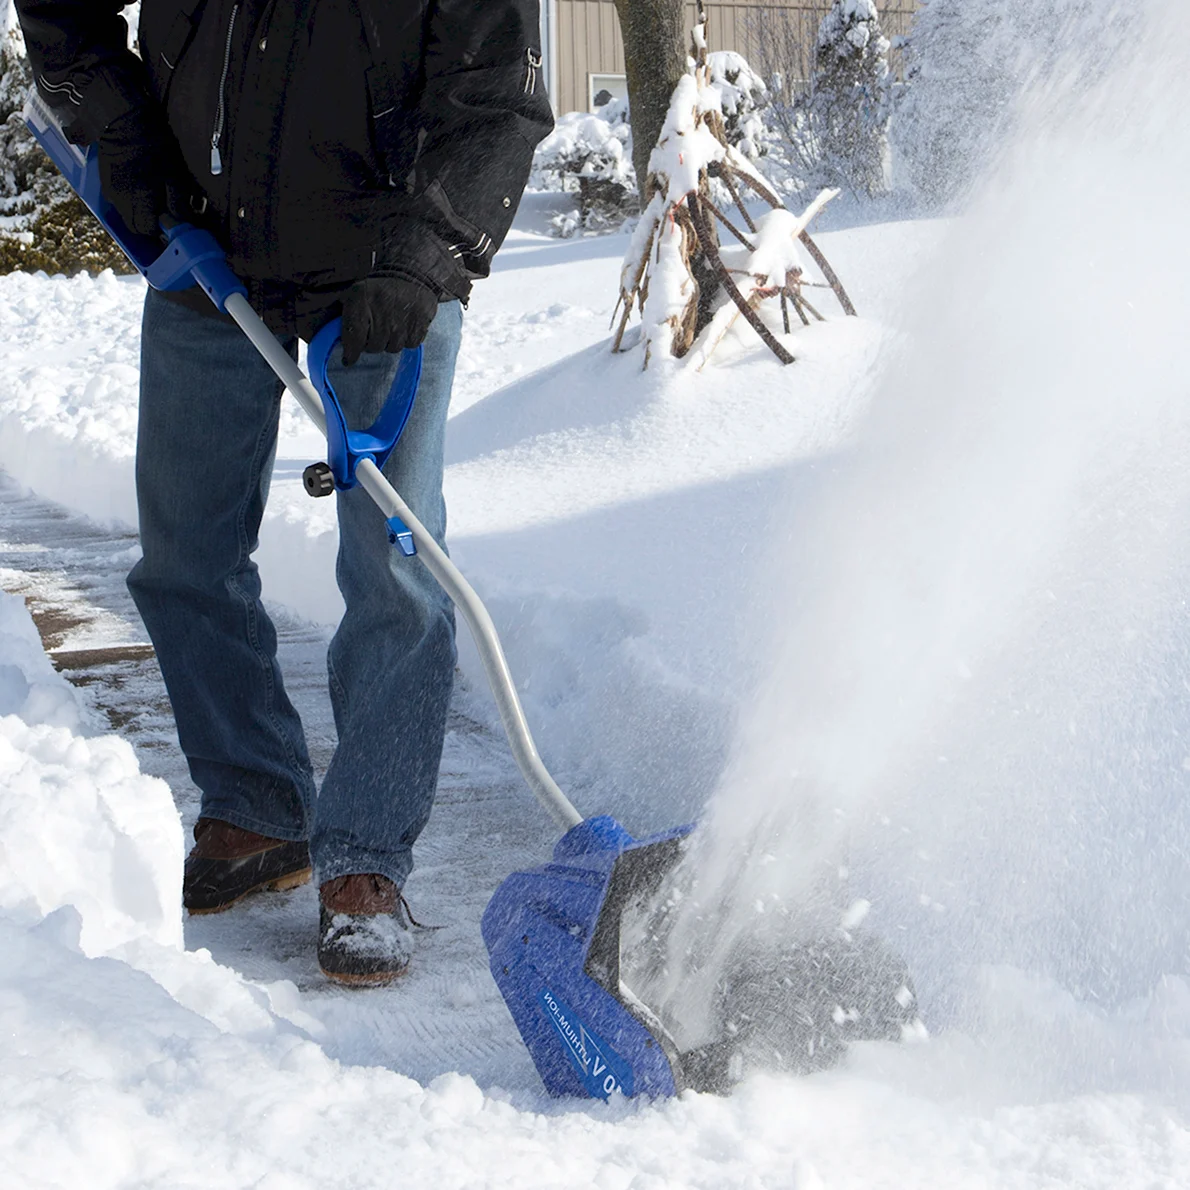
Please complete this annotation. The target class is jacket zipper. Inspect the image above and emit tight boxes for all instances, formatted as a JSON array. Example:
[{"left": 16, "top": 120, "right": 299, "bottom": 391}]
[
  {"left": 524, "top": 47, "right": 541, "bottom": 94},
  {"left": 210, "top": 3, "right": 239, "bottom": 175}
]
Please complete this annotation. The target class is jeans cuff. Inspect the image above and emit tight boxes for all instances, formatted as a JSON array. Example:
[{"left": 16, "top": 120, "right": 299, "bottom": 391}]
[
  {"left": 195, "top": 806, "right": 308, "bottom": 845},
  {"left": 314, "top": 845, "right": 412, "bottom": 893}
]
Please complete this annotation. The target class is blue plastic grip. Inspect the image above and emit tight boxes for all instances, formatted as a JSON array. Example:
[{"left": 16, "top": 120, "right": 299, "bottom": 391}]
[{"left": 306, "top": 317, "right": 423, "bottom": 502}]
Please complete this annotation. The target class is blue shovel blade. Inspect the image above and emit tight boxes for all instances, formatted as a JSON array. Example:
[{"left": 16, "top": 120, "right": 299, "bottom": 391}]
[{"left": 482, "top": 815, "right": 693, "bottom": 1099}]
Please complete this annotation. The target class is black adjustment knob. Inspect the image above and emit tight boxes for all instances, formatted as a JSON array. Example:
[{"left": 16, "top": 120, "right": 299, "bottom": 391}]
[{"left": 303, "top": 462, "right": 335, "bottom": 497}]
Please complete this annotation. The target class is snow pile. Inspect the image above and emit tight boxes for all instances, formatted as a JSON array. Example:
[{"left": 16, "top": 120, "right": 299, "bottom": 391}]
[
  {"left": 0, "top": 584, "right": 81, "bottom": 727},
  {"left": 0, "top": 592, "right": 302, "bottom": 1046},
  {"left": 0, "top": 590, "right": 182, "bottom": 954}
]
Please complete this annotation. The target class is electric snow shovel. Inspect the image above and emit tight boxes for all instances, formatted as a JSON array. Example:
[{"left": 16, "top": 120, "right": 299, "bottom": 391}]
[{"left": 23, "top": 91, "right": 709, "bottom": 1099}]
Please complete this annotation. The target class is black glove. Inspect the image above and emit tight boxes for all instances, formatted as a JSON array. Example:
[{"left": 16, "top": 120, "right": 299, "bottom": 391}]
[
  {"left": 341, "top": 275, "right": 439, "bottom": 365},
  {"left": 97, "top": 107, "right": 187, "bottom": 238}
]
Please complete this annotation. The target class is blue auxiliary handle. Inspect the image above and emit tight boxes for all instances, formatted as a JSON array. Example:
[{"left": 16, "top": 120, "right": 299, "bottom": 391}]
[
  {"left": 306, "top": 320, "right": 423, "bottom": 556},
  {"left": 24, "top": 88, "right": 423, "bottom": 555},
  {"left": 306, "top": 320, "right": 423, "bottom": 494}
]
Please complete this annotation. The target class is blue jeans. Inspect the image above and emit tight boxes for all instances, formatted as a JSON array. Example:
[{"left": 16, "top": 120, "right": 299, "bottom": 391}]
[{"left": 128, "top": 287, "right": 462, "bottom": 890}]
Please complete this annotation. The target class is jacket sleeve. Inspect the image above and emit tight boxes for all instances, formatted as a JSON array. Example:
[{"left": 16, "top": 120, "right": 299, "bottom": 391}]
[
  {"left": 378, "top": 0, "right": 554, "bottom": 301},
  {"left": 14, "top": 0, "right": 153, "bottom": 141}
]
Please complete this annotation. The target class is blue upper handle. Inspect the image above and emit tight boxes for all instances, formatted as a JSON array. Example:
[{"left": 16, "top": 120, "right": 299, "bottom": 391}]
[
  {"left": 23, "top": 90, "right": 247, "bottom": 311},
  {"left": 307, "top": 318, "right": 423, "bottom": 493},
  {"left": 24, "top": 88, "right": 423, "bottom": 542}
]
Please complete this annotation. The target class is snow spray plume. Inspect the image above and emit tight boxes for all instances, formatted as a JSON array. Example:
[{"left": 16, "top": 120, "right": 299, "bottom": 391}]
[
  {"left": 626, "top": 0, "right": 1190, "bottom": 1062},
  {"left": 893, "top": 0, "right": 1134, "bottom": 210}
]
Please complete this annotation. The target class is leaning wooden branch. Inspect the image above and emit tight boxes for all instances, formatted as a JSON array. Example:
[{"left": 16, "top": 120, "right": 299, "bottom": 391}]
[
  {"left": 688, "top": 194, "right": 794, "bottom": 366},
  {"left": 722, "top": 150, "right": 857, "bottom": 319},
  {"left": 798, "top": 230, "right": 857, "bottom": 317},
  {"left": 612, "top": 212, "right": 657, "bottom": 352},
  {"left": 705, "top": 198, "right": 755, "bottom": 251}
]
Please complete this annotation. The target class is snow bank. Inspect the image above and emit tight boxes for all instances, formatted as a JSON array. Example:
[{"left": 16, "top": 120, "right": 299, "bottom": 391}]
[
  {"left": 5, "top": 898, "right": 1190, "bottom": 1188},
  {"left": 10, "top": 587, "right": 1180, "bottom": 1189},
  {"left": 0, "top": 714, "right": 183, "bottom": 953},
  {"left": 1, "top": 269, "right": 141, "bottom": 523},
  {"left": 0, "top": 590, "right": 182, "bottom": 953},
  {"left": 0, "top": 592, "right": 307, "bottom": 1042},
  {"left": 0, "top": 582, "right": 81, "bottom": 728}
]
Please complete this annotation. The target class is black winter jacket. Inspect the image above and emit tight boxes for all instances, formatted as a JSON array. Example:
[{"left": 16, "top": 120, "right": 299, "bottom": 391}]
[{"left": 15, "top": 0, "right": 553, "bottom": 331}]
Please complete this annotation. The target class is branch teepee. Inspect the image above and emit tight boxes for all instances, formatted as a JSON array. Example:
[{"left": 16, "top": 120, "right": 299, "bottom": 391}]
[{"left": 614, "top": 10, "right": 857, "bottom": 370}]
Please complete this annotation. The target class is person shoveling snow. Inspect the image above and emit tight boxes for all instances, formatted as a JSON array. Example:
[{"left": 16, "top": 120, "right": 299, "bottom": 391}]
[
  {"left": 13, "top": 0, "right": 552, "bottom": 984},
  {"left": 12, "top": 0, "right": 918, "bottom": 1097}
]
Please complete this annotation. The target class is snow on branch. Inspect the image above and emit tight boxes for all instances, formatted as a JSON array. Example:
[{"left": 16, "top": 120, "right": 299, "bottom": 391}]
[{"left": 613, "top": 9, "right": 857, "bottom": 370}]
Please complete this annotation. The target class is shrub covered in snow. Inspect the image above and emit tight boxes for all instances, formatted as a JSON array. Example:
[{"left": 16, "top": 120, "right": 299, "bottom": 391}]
[
  {"left": 706, "top": 50, "right": 770, "bottom": 162},
  {"left": 530, "top": 98, "right": 637, "bottom": 235},
  {"left": 743, "top": 0, "right": 890, "bottom": 200},
  {"left": 0, "top": 28, "right": 133, "bottom": 276},
  {"left": 806, "top": 0, "right": 891, "bottom": 198},
  {"left": 0, "top": 31, "right": 56, "bottom": 220}
]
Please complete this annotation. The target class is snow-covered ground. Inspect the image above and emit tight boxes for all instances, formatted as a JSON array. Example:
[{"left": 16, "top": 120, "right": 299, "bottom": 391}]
[
  {"left": 3, "top": 206, "right": 1190, "bottom": 1184},
  {"left": 6, "top": 7, "right": 1190, "bottom": 1175},
  {"left": 0, "top": 213, "right": 927, "bottom": 831}
]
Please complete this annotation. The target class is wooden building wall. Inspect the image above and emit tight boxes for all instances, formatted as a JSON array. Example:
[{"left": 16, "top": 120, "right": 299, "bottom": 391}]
[{"left": 547, "top": 0, "right": 921, "bottom": 116}]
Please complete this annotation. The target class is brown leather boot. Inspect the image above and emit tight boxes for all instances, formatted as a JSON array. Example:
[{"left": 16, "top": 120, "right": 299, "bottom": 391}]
[
  {"left": 318, "top": 873, "right": 413, "bottom": 986},
  {"left": 183, "top": 818, "right": 311, "bottom": 914}
]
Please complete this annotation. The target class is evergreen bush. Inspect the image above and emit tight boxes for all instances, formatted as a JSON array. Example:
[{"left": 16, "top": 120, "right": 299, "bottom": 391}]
[{"left": 0, "top": 30, "right": 133, "bottom": 277}]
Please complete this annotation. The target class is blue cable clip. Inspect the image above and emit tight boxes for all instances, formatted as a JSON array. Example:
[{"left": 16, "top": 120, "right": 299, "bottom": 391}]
[
  {"left": 145, "top": 222, "right": 247, "bottom": 311},
  {"left": 386, "top": 516, "right": 417, "bottom": 557}
]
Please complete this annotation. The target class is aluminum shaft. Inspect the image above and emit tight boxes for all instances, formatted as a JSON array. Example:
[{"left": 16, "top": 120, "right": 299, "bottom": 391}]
[{"left": 223, "top": 292, "right": 582, "bottom": 831}]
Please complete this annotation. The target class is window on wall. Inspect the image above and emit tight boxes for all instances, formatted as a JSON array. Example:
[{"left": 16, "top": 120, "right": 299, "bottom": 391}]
[{"left": 589, "top": 73, "right": 628, "bottom": 112}]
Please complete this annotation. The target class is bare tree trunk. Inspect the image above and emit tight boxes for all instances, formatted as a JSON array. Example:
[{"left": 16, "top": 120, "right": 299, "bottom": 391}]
[{"left": 613, "top": 0, "right": 687, "bottom": 201}]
